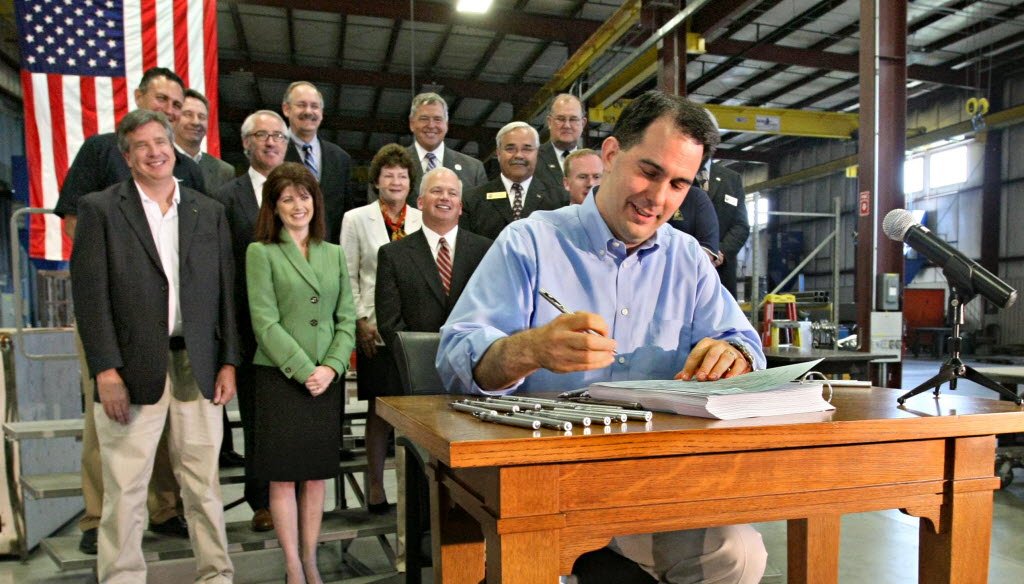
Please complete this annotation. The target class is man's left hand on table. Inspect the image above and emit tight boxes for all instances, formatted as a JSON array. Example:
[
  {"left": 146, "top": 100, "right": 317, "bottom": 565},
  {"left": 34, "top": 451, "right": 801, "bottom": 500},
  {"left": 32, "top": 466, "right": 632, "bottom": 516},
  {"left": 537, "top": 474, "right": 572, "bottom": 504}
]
[{"left": 675, "top": 338, "right": 751, "bottom": 381}]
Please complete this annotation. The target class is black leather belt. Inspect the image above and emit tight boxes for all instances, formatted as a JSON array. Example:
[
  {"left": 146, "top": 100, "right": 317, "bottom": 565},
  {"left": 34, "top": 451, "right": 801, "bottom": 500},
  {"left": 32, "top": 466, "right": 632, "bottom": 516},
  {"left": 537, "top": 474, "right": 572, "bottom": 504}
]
[{"left": 169, "top": 336, "right": 186, "bottom": 351}]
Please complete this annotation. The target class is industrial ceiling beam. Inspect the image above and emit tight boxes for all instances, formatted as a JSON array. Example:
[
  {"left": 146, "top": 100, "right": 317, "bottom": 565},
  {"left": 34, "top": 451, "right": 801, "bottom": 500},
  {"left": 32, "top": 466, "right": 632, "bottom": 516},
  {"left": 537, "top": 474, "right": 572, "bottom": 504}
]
[
  {"left": 690, "top": 0, "right": 766, "bottom": 41},
  {"left": 744, "top": 101, "right": 1024, "bottom": 193},
  {"left": 220, "top": 59, "right": 541, "bottom": 106},
  {"left": 589, "top": 102, "right": 859, "bottom": 140},
  {"left": 707, "top": 39, "right": 978, "bottom": 88},
  {"left": 687, "top": 0, "right": 842, "bottom": 94},
  {"left": 230, "top": 0, "right": 598, "bottom": 46}
]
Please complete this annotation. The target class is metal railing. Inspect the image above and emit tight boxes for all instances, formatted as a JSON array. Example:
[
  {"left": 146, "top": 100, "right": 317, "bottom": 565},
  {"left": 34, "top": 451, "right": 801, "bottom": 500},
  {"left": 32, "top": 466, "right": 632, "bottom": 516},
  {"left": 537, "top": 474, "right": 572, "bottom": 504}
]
[{"left": 9, "top": 207, "right": 77, "bottom": 361}]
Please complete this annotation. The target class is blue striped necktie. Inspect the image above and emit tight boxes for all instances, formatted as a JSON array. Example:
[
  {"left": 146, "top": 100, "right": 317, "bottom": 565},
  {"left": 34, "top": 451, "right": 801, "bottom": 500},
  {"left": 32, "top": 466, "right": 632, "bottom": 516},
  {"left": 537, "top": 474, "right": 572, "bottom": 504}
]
[
  {"left": 425, "top": 152, "right": 437, "bottom": 171},
  {"left": 302, "top": 144, "right": 319, "bottom": 179}
]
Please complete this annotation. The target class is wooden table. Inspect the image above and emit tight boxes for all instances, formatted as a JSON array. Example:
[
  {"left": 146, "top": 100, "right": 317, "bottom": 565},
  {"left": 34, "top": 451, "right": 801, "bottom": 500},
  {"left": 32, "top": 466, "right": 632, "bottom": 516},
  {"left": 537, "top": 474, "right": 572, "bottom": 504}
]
[
  {"left": 764, "top": 346, "right": 890, "bottom": 379},
  {"left": 379, "top": 388, "right": 1024, "bottom": 584}
]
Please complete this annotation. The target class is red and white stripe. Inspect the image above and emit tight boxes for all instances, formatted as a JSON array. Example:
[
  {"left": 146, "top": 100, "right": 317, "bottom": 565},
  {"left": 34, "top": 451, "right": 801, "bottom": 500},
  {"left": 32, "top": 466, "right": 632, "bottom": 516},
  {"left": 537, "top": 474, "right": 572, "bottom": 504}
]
[{"left": 22, "top": 0, "right": 219, "bottom": 261}]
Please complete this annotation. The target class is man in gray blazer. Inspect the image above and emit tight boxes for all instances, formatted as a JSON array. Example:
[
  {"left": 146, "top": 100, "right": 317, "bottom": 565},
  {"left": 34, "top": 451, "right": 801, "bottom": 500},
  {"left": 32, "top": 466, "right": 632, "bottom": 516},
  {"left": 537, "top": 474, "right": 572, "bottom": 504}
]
[
  {"left": 174, "top": 88, "right": 236, "bottom": 194},
  {"left": 71, "top": 109, "right": 239, "bottom": 583},
  {"left": 402, "top": 92, "right": 487, "bottom": 206},
  {"left": 534, "top": 93, "right": 587, "bottom": 202}
]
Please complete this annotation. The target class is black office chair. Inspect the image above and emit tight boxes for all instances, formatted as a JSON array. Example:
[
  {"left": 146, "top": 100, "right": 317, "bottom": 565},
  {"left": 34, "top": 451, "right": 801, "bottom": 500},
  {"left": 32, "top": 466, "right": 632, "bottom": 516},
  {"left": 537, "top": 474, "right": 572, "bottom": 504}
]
[
  {"left": 391, "top": 331, "right": 652, "bottom": 584},
  {"left": 391, "top": 331, "right": 444, "bottom": 584}
]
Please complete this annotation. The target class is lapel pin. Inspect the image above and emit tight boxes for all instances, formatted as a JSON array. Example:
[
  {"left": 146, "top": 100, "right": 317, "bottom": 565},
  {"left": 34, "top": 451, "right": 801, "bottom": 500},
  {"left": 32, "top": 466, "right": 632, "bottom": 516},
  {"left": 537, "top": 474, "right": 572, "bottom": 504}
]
[{"left": 455, "top": 163, "right": 463, "bottom": 171}]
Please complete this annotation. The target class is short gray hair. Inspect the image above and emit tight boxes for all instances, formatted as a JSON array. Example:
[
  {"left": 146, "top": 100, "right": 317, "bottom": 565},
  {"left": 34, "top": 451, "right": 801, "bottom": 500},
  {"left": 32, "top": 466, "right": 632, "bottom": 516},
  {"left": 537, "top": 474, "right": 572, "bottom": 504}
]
[
  {"left": 418, "top": 166, "right": 462, "bottom": 198},
  {"left": 282, "top": 81, "right": 324, "bottom": 106},
  {"left": 495, "top": 121, "right": 539, "bottom": 148},
  {"left": 410, "top": 92, "right": 449, "bottom": 120},
  {"left": 241, "top": 110, "right": 288, "bottom": 140},
  {"left": 117, "top": 109, "right": 174, "bottom": 154}
]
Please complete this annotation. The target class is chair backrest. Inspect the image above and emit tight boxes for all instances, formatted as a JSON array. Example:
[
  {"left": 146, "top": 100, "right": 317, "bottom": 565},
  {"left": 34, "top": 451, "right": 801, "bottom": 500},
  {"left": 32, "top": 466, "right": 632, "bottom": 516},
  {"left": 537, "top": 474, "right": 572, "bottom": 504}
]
[{"left": 393, "top": 331, "right": 445, "bottom": 395}]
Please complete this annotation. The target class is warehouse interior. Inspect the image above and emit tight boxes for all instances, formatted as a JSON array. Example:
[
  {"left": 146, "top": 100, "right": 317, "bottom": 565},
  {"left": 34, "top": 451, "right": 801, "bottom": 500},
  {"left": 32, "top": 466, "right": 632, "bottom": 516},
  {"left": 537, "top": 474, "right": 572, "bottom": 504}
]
[{"left": 2, "top": 1, "right": 1024, "bottom": 582}]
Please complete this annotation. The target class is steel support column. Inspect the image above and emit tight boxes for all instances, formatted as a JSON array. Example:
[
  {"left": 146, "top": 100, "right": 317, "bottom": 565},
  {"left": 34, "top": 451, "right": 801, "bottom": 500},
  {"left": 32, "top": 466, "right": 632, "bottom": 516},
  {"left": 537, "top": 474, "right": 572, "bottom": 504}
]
[
  {"left": 645, "top": 1, "right": 687, "bottom": 95},
  {"left": 858, "top": 0, "right": 906, "bottom": 387},
  {"left": 981, "top": 77, "right": 1004, "bottom": 277}
]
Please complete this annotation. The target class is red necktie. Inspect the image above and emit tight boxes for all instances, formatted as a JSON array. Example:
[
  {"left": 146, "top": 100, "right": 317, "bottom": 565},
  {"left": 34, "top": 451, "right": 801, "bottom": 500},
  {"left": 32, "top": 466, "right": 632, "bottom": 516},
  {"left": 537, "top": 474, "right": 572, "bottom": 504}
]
[{"left": 437, "top": 237, "right": 452, "bottom": 295}]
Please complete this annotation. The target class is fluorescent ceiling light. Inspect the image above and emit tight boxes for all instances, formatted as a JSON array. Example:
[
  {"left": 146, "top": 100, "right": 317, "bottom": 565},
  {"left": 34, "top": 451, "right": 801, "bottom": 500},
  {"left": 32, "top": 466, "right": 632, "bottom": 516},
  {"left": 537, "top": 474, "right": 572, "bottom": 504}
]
[{"left": 457, "top": 0, "right": 493, "bottom": 13}]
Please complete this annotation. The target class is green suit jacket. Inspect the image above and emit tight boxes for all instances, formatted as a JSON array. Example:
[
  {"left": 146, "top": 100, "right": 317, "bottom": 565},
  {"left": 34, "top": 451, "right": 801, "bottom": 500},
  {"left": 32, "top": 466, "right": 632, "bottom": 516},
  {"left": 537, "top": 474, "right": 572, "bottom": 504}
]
[{"left": 246, "top": 232, "right": 356, "bottom": 383}]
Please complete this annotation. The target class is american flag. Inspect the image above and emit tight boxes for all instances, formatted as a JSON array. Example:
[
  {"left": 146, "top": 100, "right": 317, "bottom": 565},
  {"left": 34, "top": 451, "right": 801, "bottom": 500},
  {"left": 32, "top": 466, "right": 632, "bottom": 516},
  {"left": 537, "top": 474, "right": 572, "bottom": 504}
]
[{"left": 15, "top": 0, "right": 220, "bottom": 261}]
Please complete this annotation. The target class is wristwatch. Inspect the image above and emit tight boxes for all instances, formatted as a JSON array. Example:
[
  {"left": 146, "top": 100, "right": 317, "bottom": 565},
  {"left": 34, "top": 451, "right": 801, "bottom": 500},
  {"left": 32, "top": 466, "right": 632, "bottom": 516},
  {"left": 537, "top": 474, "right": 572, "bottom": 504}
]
[{"left": 728, "top": 342, "right": 755, "bottom": 368}]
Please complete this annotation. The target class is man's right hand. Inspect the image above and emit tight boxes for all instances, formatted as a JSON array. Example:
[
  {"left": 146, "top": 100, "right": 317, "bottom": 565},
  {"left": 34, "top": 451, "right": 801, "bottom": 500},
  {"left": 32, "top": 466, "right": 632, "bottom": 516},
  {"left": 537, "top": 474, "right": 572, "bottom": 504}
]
[
  {"left": 527, "top": 312, "right": 617, "bottom": 373},
  {"left": 96, "top": 369, "right": 131, "bottom": 425},
  {"left": 472, "top": 312, "right": 616, "bottom": 391}
]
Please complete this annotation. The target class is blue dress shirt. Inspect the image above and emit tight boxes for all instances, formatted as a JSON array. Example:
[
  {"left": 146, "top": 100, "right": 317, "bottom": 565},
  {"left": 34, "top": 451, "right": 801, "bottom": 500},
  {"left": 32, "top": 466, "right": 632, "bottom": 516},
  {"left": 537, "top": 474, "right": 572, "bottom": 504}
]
[{"left": 437, "top": 193, "right": 765, "bottom": 395}]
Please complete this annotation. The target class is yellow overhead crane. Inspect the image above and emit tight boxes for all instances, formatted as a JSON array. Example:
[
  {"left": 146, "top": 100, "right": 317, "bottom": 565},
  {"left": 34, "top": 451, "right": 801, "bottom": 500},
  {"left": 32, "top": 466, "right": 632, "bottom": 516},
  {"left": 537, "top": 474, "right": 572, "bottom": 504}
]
[{"left": 589, "top": 101, "right": 861, "bottom": 140}]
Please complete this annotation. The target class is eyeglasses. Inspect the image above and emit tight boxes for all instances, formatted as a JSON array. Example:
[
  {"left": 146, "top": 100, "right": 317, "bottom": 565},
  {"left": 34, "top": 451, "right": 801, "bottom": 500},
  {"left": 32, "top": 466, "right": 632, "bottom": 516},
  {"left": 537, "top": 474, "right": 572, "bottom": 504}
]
[
  {"left": 247, "top": 131, "right": 288, "bottom": 143},
  {"left": 551, "top": 116, "right": 583, "bottom": 125}
]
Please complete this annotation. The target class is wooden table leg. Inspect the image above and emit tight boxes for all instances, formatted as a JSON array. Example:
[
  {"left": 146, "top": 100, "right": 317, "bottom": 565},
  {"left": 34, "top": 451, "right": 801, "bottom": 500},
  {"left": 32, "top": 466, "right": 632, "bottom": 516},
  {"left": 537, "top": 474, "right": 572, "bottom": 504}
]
[
  {"left": 918, "top": 490, "right": 993, "bottom": 584},
  {"left": 787, "top": 515, "right": 840, "bottom": 584},
  {"left": 486, "top": 529, "right": 561, "bottom": 584},
  {"left": 429, "top": 464, "right": 484, "bottom": 584}
]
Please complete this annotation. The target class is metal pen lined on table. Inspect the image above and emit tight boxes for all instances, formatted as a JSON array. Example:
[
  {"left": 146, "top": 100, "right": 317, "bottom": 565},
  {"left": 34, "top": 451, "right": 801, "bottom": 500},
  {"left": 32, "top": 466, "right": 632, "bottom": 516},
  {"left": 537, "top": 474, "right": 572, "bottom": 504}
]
[{"left": 449, "top": 396, "right": 654, "bottom": 433}]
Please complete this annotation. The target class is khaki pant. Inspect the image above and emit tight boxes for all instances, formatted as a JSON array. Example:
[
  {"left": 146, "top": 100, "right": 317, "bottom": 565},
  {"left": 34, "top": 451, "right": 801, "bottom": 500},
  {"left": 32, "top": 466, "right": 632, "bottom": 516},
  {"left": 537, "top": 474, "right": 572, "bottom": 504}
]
[
  {"left": 77, "top": 330, "right": 182, "bottom": 531},
  {"left": 610, "top": 525, "right": 767, "bottom": 584},
  {"left": 94, "top": 350, "right": 233, "bottom": 583}
]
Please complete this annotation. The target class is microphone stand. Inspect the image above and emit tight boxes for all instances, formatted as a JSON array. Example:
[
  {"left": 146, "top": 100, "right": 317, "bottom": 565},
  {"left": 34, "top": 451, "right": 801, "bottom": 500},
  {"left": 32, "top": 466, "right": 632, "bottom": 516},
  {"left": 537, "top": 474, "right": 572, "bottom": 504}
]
[{"left": 898, "top": 284, "right": 1023, "bottom": 405}]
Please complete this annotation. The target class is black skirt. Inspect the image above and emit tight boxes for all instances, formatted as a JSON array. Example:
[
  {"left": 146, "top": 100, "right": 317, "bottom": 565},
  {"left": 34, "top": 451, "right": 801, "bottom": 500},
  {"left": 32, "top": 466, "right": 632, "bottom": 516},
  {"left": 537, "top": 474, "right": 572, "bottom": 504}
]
[
  {"left": 355, "top": 343, "right": 401, "bottom": 401},
  {"left": 252, "top": 365, "right": 341, "bottom": 482}
]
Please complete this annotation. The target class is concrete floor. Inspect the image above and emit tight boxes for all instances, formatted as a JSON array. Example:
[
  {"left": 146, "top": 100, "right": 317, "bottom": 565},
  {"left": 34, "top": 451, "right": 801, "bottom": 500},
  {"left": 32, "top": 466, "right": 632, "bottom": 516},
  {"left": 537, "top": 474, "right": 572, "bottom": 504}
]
[{"left": 2, "top": 358, "right": 1023, "bottom": 583}]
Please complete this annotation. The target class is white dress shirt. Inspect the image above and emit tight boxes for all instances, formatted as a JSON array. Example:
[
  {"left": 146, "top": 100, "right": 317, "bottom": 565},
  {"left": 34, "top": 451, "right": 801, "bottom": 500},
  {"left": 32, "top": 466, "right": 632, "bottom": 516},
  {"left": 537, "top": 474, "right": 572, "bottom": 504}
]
[
  {"left": 135, "top": 180, "right": 182, "bottom": 336},
  {"left": 500, "top": 175, "right": 533, "bottom": 212},
  {"left": 421, "top": 224, "right": 458, "bottom": 261},
  {"left": 414, "top": 141, "right": 446, "bottom": 173},
  {"left": 247, "top": 166, "right": 268, "bottom": 207}
]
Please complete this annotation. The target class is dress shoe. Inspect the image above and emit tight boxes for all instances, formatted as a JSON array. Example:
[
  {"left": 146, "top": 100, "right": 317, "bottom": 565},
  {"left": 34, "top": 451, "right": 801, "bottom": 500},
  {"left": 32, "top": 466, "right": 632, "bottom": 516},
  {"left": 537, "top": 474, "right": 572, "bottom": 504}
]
[
  {"left": 251, "top": 508, "right": 274, "bottom": 532},
  {"left": 219, "top": 450, "right": 246, "bottom": 468},
  {"left": 78, "top": 528, "right": 98, "bottom": 555},
  {"left": 367, "top": 500, "right": 395, "bottom": 515},
  {"left": 148, "top": 515, "right": 189, "bottom": 538}
]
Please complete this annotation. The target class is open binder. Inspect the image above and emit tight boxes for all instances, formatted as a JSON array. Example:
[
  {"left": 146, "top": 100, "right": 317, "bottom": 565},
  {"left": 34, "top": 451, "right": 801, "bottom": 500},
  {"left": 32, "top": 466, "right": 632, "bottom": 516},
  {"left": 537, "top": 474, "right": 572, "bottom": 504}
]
[{"left": 586, "top": 359, "right": 836, "bottom": 420}]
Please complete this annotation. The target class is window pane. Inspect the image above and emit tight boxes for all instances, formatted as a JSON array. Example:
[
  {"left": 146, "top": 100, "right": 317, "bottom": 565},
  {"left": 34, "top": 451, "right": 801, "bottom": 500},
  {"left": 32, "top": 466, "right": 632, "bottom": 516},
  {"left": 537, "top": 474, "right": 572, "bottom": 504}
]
[
  {"left": 904, "top": 157, "right": 924, "bottom": 193},
  {"left": 746, "top": 196, "right": 769, "bottom": 227},
  {"left": 929, "top": 146, "right": 968, "bottom": 189}
]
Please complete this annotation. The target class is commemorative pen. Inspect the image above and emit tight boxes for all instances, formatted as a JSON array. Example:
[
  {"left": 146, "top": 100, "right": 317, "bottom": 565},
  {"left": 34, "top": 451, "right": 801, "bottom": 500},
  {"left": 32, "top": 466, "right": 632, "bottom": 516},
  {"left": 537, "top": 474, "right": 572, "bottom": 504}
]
[{"left": 538, "top": 288, "right": 615, "bottom": 352}]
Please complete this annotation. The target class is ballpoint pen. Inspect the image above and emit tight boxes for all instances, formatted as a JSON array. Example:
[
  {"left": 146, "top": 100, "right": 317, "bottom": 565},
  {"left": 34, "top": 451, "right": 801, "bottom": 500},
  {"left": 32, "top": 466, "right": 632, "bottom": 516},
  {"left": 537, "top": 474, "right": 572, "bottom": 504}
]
[{"left": 538, "top": 288, "right": 615, "bottom": 353}]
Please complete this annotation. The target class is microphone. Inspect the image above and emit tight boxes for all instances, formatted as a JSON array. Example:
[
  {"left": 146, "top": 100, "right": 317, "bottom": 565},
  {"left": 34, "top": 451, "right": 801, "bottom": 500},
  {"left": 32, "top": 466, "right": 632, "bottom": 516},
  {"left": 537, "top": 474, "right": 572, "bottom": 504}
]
[{"left": 883, "top": 209, "right": 1017, "bottom": 309}]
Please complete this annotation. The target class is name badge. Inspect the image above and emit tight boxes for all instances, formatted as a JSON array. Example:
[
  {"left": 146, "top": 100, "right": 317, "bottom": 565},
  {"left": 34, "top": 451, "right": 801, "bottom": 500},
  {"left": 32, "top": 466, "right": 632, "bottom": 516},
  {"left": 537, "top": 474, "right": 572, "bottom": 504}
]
[
  {"left": 724, "top": 194, "right": 738, "bottom": 207},
  {"left": 486, "top": 191, "right": 507, "bottom": 200}
]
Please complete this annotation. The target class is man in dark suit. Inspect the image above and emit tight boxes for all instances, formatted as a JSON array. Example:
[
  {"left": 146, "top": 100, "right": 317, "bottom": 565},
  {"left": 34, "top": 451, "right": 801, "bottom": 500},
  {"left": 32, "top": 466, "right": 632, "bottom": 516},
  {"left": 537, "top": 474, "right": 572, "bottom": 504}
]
[
  {"left": 667, "top": 185, "right": 720, "bottom": 262},
  {"left": 172, "top": 88, "right": 242, "bottom": 469},
  {"left": 461, "top": 121, "right": 565, "bottom": 240},
  {"left": 705, "top": 162, "right": 750, "bottom": 298},
  {"left": 174, "top": 89, "right": 235, "bottom": 194},
  {"left": 70, "top": 109, "right": 239, "bottom": 583},
  {"left": 55, "top": 66, "right": 201, "bottom": 555},
  {"left": 402, "top": 92, "right": 487, "bottom": 205},
  {"left": 281, "top": 81, "right": 353, "bottom": 243},
  {"left": 534, "top": 93, "right": 587, "bottom": 202},
  {"left": 376, "top": 167, "right": 492, "bottom": 348},
  {"left": 214, "top": 109, "right": 288, "bottom": 532}
]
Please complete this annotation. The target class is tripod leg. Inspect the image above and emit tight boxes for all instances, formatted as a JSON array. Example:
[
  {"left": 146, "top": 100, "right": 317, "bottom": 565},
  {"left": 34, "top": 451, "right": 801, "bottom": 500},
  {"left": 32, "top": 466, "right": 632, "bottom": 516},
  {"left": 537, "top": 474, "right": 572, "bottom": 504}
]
[
  {"left": 897, "top": 364, "right": 961, "bottom": 405},
  {"left": 962, "top": 366, "right": 1024, "bottom": 404}
]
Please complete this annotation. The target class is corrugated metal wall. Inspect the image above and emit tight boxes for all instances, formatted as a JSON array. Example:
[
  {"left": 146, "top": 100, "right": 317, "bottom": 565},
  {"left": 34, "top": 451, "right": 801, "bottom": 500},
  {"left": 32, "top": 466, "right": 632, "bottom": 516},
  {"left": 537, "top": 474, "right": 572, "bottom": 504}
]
[{"left": 735, "top": 72, "right": 1024, "bottom": 345}]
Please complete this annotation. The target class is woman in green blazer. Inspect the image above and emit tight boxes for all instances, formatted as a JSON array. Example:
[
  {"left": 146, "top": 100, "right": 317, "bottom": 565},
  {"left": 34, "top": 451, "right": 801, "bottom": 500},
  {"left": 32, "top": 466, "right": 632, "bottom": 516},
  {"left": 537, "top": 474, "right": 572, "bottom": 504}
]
[{"left": 246, "top": 163, "right": 355, "bottom": 584}]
